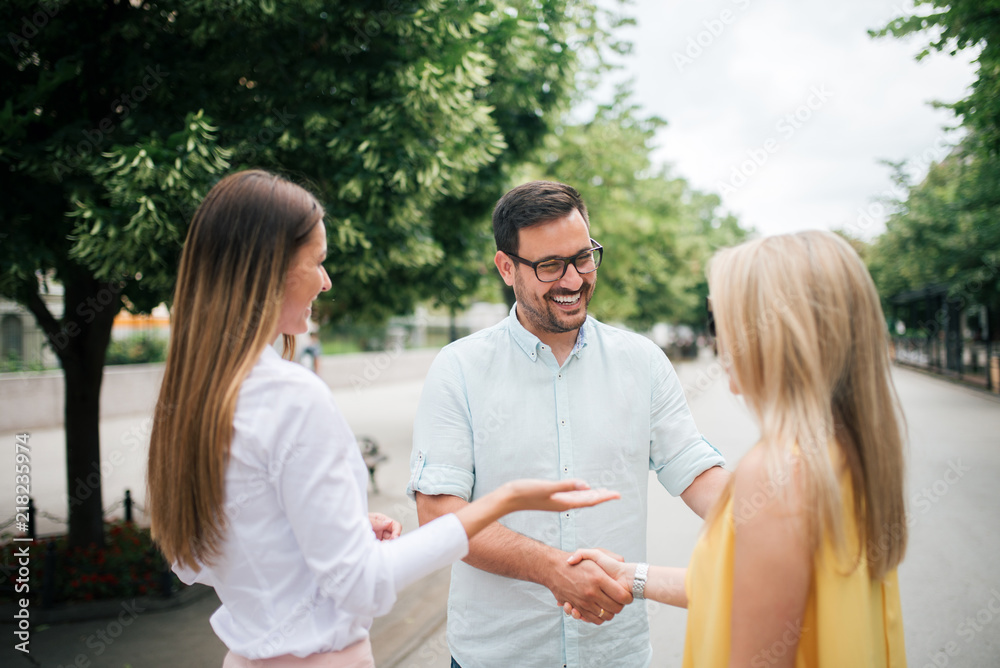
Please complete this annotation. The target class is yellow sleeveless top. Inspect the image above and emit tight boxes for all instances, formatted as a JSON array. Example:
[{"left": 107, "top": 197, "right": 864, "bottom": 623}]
[{"left": 683, "top": 468, "right": 907, "bottom": 667}]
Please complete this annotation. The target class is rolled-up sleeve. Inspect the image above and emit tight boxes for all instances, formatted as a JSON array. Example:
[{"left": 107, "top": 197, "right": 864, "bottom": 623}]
[
  {"left": 407, "top": 349, "right": 476, "bottom": 501},
  {"left": 648, "top": 347, "right": 726, "bottom": 496}
]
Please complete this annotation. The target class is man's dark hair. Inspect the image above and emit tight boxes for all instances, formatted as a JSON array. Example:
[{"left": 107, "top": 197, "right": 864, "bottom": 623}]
[{"left": 492, "top": 181, "right": 590, "bottom": 254}]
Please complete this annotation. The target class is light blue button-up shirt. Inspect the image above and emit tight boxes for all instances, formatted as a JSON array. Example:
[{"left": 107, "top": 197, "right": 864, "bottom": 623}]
[{"left": 407, "top": 304, "right": 724, "bottom": 668}]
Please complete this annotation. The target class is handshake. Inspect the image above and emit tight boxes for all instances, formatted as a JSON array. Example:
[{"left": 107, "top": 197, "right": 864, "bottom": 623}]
[
  {"left": 555, "top": 548, "right": 642, "bottom": 625},
  {"left": 555, "top": 549, "right": 686, "bottom": 624}
]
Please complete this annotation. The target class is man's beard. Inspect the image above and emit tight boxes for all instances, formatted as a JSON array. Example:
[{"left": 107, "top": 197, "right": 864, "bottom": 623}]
[{"left": 514, "top": 273, "right": 595, "bottom": 335}]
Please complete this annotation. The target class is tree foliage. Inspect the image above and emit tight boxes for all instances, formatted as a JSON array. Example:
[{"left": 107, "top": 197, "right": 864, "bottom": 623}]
[
  {"left": 0, "top": 0, "right": 601, "bottom": 545},
  {"left": 868, "top": 142, "right": 1000, "bottom": 328},
  {"left": 871, "top": 0, "right": 1000, "bottom": 152},
  {"left": 525, "top": 89, "right": 748, "bottom": 329},
  {"left": 869, "top": 1, "right": 1000, "bottom": 338}
]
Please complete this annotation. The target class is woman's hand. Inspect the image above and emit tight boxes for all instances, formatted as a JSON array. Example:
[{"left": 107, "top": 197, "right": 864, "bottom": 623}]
[
  {"left": 562, "top": 548, "right": 633, "bottom": 619},
  {"left": 501, "top": 479, "right": 621, "bottom": 513},
  {"left": 368, "top": 512, "right": 401, "bottom": 541},
  {"left": 452, "top": 479, "right": 619, "bottom": 542}
]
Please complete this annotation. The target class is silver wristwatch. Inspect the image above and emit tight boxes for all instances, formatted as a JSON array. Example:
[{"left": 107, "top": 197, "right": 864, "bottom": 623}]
[{"left": 632, "top": 562, "right": 649, "bottom": 600}]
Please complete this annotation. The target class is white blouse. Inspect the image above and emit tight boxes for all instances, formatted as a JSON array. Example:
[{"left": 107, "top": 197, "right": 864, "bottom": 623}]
[{"left": 174, "top": 346, "right": 468, "bottom": 659}]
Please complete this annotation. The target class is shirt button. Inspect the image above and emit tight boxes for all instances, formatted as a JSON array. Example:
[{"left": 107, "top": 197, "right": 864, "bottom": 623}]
[
  {"left": 560, "top": 420, "right": 566, "bottom": 426},
  {"left": 564, "top": 512, "right": 570, "bottom": 518},
  {"left": 563, "top": 467, "right": 568, "bottom": 473},
  {"left": 558, "top": 373, "right": 562, "bottom": 379}
]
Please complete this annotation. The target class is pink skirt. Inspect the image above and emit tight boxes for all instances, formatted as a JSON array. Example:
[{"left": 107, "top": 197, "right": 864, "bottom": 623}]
[{"left": 223, "top": 638, "right": 375, "bottom": 668}]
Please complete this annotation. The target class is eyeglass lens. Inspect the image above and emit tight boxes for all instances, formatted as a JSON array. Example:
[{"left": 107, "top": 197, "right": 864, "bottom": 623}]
[{"left": 535, "top": 249, "right": 600, "bottom": 282}]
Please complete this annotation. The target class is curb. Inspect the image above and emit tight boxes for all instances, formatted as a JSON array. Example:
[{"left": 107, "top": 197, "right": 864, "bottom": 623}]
[
  {"left": 892, "top": 361, "right": 1000, "bottom": 404},
  {"left": 0, "top": 583, "right": 215, "bottom": 626}
]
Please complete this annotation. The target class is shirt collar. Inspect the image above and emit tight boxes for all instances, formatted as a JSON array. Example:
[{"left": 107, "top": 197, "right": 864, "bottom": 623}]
[{"left": 507, "top": 302, "right": 590, "bottom": 362}]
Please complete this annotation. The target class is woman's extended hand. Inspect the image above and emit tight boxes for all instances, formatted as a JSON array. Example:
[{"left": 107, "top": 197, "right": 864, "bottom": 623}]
[
  {"left": 567, "top": 548, "right": 631, "bottom": 589},
  {"left": 501, "top": 479, "right": 621, "bottom": 512},
  {"left": 562, "top": 548, "right": 633, "bottom": 620},
  {"left": 452, "top": 479, "right": 620, "bottom": 545},
  {"left": 368, "top": 512, "right": 402, "bottom": 541}
]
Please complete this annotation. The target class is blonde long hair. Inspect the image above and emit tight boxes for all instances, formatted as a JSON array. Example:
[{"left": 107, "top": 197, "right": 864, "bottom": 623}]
[
  {"left": 148, "top": 170, "right": 324, "bottom": 570},
  {"left": 707, "top": 230, "right": 906, "bottom": 579}
]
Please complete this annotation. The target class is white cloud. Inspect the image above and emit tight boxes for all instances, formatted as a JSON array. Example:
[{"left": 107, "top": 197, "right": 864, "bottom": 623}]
[{"left": 595, "top": 0, "right": 977, "bottom": 240}]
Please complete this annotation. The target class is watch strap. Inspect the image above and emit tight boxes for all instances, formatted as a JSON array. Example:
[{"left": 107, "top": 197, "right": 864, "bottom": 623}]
[{"left": 632, "top": 562, "right": 648, "bottom": 600}]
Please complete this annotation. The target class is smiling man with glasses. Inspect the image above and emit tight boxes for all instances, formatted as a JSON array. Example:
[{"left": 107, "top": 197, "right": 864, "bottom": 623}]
[{"left": 408, "top": 181, "right": 729, "bottom": 668}]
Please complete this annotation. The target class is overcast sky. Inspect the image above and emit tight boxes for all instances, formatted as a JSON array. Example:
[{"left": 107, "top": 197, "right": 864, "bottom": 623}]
[{"left": 595, "top": 0, "right": 977, "bottom": 239}]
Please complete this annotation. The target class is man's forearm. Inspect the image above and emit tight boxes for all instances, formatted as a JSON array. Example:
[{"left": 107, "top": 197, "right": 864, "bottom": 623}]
[
  {"left": 416, "top": 491, "right": 632, "bottom": 625},
  {"left": 416, "top": 492, "right": 561, "bottom": 586}
]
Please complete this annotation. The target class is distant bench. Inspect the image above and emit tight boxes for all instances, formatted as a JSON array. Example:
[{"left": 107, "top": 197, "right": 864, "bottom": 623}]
[{"left": 358, "top": 436, "right": 389, "bottom": 494}]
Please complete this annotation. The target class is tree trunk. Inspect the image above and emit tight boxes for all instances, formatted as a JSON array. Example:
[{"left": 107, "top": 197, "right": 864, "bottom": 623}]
[{"left": 26, "top": 270, "right": 121, "bottom": 548}]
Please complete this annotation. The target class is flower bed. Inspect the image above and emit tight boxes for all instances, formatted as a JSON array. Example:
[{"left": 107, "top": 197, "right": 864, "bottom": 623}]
[{"left": 0, "top": 521, "right": 179, "bottom": 605}]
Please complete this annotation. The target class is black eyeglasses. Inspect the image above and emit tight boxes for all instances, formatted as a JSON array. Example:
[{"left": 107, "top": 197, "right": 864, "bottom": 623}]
[
  {"left": 504, "top": 240, "right": 604, "bottom": 283},
  {"left": 706, "top": 296, "right": 716, "bottom": 337}
]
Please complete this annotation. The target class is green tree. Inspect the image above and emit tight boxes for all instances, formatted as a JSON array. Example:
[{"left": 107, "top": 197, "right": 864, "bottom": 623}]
[
  {"left": 0, "top": 0, "right": 591, "bottom": 546},
  {"left": 526, "top": 89, "right": 747, "bottom": 330},
  {"left": 868, "top": 143, "right": 1000, "bottom": 336},
  {"left": 871, "top": 0, "right": 1000, "bottom": 154},
  {"left": 410, "top": 0, "right": 634, "bottom": 330},
  {"left": 869, "top": 1, "right": 1000, "bottom": 339}
]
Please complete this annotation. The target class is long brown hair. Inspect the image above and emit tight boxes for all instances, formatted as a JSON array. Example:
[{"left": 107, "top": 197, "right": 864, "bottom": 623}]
[
  {"left": 707, "top": 230, "right": 907, "bottom": 579},
  {"left": 148, "top": 169, "right": 323, "bottom": 570}
]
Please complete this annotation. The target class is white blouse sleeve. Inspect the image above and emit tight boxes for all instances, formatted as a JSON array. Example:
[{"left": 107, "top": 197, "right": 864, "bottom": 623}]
[{"left": 273, "top": 389, "right": 468, "bottom": 619}]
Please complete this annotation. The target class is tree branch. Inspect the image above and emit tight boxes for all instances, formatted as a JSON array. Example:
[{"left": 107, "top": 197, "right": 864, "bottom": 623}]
[{"left": 21, "top": 277, "right": 61, "bottom": 346}]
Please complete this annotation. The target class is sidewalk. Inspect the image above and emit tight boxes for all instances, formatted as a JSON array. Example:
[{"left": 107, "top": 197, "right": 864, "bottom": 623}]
[
  {"left": 1, "top": 350, "right": 443, "bottom": 668},
  {"left": 3, "top": 351, "right": 1000, "bottom": 666}
]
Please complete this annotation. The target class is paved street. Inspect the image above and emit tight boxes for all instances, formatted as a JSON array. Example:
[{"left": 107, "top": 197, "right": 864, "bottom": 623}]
[{"left": 1, "top": 350, "right": 998, "bottom": 667}]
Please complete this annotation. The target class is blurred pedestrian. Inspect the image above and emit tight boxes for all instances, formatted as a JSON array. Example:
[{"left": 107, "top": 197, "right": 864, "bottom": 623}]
[{"left": 300, "top": 329, "right": 321, "bottom": 374}]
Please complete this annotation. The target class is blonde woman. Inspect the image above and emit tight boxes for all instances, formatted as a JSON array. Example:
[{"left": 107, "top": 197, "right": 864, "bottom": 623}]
[
  {"left": 147, "top": 170, "right": 619, "bottom": 668},
  {"left": 566, "top": 230, "right": 907, "bottom": 667}
]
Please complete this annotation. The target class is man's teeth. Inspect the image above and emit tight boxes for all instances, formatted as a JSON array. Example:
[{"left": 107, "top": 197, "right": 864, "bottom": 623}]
[{"left": 553, "top": 293, "right": 580, "bottom": 304}]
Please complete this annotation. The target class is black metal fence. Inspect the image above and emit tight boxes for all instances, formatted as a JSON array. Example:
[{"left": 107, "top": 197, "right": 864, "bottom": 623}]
[
  {"left": 891, "top": 336, "right": 998, "bottom": 392},
  {"left": 0, "top": 490, "right": 175, "bottom": 608}
]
